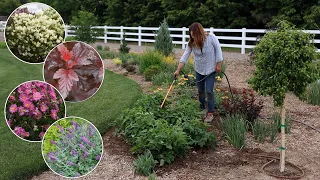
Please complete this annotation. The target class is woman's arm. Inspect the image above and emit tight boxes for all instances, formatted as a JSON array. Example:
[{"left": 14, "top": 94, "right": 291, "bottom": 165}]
[
  {"left": 211, "top": 34, "right": 223, "bottom": 73},
  {"left": 174, "top": 45, "right": 192, "bottom": 76}
]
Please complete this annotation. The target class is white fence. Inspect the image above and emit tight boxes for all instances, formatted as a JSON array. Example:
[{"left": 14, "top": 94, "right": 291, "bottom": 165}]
[
  {"left": 1, "top": 21, "right": 319, "bottom": 54},
  {"left": 65, "top": 25, "right": 320, "bottom": 54}
]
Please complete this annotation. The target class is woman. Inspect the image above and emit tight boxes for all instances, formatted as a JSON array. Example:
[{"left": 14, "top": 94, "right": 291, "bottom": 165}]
[{"left": 174, "top": 22, "right": 223, "bottom": 122}]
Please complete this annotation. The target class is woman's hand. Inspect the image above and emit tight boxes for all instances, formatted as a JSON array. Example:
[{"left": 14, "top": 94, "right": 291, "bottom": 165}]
[
  {"left": 216, "top": 62, "right": 222, "bottom": 73},
  {"left": 174, "top": 70, "right": 180, "bottom": 77}
]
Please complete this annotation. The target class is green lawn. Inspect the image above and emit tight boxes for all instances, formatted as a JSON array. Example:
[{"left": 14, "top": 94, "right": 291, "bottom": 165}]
[{"left": 0, "top": 49, "right": 142, "bottom": 180}]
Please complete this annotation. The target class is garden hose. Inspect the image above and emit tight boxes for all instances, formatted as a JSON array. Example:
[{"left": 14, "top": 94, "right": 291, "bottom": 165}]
[{"left": 181, "top": 70, "right": 235, "bottom": 103}]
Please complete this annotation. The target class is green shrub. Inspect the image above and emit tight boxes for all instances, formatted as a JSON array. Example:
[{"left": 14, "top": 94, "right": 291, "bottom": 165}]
[
  {"left": 154, "top": 19, "right": 173, "bottom": 56},
  {"left": 148, "top": 173, "right": 157, "bottom": 180},
  {"left": 151, "top": 72, "right": 174, "bottom": 86},
  {"left": 0, "top": 41, "right": 7, "bottom": 49},
  {"left": 104, "top": 46, "right": 110, "bottom": 51},
  {"left": 144, "top": 65, "right": 162, "bottom": 81},
  {"left": 96, "top": 45, "right": 103, "bottom": 50},
  {"left": 139, "top": 51, "right": 163, "bottom": 73},
  {"left": 305, "top": 81, "right": 320, "bottom": 105},
  {"left": 99, "top": 50, "right": 118, "bottom": 59},
  {"left": 119, "top": 33, "right": 130, "bottom": 54},
  {"left": 252, "top": 120, "right": 269, "bottom": 143},
  {"left": 134, "top": 150, "right": 157, "bottom": 176},
  {"left": 65, "top": 36, "right": 76, "bottom": 41},
  {"left": 70, "top": 10, "right": 103, "bottom": 43},
  {"left": 221, "top": 114, "right": 247, "bottom": 150}
]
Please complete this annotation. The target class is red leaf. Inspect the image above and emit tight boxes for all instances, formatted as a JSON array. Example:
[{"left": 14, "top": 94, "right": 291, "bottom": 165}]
[
  {"left": 53, "top": 68, "right": 79, "bottom": 98},
  {"left": 71, "top": 42, "right": 94, "bottom": 66},
  {"left": 57, "top": 44, "right": 73, "bottom": 62}
]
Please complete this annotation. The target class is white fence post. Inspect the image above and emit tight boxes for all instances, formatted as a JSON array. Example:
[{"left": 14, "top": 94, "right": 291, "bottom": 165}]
[
  {"left": 104, "top": 26, "right": 107, "bottom": 43},
  {"left": 120, "top": 26, "right": 123, "bottom": 42},
  {"left": 182, "top": 27, "right": 186, "bottom": 49},
  {"left": 138, "top": 26, "right": 142, "bottom": 46},
  {"left": 210, "top": 27, "right": 214, "bottom": 34},
  {"left": 65, "top": 25, "right": 68, "bottom": 38},
  {"left": 241, "top": 28, "right": 246, "bottom": 54}
]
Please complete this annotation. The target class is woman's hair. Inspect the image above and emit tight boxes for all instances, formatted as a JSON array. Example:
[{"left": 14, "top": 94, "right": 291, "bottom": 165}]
[{"left": 188, "top": 22, "right": 207, "bottom": 49}]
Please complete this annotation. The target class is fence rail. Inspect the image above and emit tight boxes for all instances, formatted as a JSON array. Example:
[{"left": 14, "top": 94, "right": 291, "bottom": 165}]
[{"left": 1, "top": 21, "right": 319, "bottom": 54}]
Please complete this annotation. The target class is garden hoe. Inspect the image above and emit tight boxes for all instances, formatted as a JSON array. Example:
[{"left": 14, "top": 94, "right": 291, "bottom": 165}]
[{"left": 160, "top": 75, "right": 177, "bottom": 108}]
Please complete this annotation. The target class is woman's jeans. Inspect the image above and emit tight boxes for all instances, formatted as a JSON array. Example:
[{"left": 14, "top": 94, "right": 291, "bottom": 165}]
[{"left": 196, "top": 71, "right": 216, "bottom": 113}]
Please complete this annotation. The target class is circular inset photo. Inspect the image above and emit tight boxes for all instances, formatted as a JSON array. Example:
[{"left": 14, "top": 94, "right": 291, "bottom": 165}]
[
  {"left": 4, "top": 2, "right": 65, "bottom": 64},
  {"left": 42, "top": 117, "right": 103, "bottom": 178},
  {"left": 4, "top": 80, "right": 66, "bottom": 142},
  {"left": 43, "top": 41, "right": 104, "bottom": 102}
]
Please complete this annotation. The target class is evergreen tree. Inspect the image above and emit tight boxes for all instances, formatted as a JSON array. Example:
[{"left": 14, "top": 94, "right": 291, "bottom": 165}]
[
  {"left": 119, "top": 33, "right": 130, "bottom": 54},
  {"left": 154, "top": 19, "right": 173, "bottom": 56}
]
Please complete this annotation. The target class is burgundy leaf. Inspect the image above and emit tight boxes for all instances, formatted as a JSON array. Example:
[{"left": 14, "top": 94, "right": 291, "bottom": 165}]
[
  {"left": 71, "top": 42, "right": 95, "bottom": 66},
  {"left": 53, "top": 69, "right": 79, "bottom": 98},
  {"left": 46, "top": 48, "right": 65, "bottom": 70},
  {"left": 57, "top": 44, "right": 73, "bottom": 62}
]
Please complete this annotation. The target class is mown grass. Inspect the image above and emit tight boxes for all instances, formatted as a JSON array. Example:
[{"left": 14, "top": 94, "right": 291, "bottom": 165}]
[{"left": 0, "top": 49, "right": 141, "bottom": 180}]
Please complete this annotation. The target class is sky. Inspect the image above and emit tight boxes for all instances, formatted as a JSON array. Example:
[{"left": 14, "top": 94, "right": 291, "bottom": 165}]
[{"left": 19, "top": 2, "right": 51, "bottom": 14}]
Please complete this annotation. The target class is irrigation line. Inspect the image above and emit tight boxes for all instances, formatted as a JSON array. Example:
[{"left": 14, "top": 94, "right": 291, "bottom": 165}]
[{"left": 291, "top": 119, "right": 320, "bottom": 133}]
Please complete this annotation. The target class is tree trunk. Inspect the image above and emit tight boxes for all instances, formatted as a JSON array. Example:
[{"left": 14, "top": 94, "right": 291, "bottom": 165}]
[{"left": 280, "top": 102, "right": 286, "bottom": 172}]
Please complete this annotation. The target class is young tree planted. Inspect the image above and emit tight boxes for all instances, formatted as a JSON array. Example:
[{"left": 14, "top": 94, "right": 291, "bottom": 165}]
[
  {"left": 119, "top": 32, "right": 130, "bottom": 54},
  {"left": 249, "top": 21, "right": 319, "bottom": 172},
  {"left": 154, "top": 19, "right": 173, "bottom": 56}
]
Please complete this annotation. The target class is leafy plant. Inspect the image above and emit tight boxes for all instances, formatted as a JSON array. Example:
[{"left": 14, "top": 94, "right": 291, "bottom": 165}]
[
  {"left": 43, "top": 118, "right": 103, "bottom": 178},
  {"left": 252, "top": 120, "right": 269, "bottom": 143},
  {"left": 148, "top": 173, "right": 157, "bottom": 180},
  {"left": 154, "top": 19, "right": 173, "bottom": 56},
  {"left": 221, "top": 114, "right": 247, "bottom": 150},
  {"left": 133, "top": 150, "right": 157, "bottom": 176},
  {"left": 96, "top": 45, "right": 103, "bottom": 50},
  {"left": 65, "top": 36, "right": 76, "bottom": 41},
  {"left": 70, "top": 10, "right": 103, "bottom": 44},
  {"left": 5, "top": 7, "right": 64, "bottom": 63},
  {"left": 139, "top": 50, "right": 163, "bottom": 73},
  {"left": 43, "top": 42, "right": 104, "bottom": 101},
  {"left": 113, "top": 58, "right": 122, "bottom": 66},
  {"left": 305, "top": 81, "right": 320, "bottom": 105},
  {"left": 144, "top": 65, "right": 162, "bottom": 81},
  {"left": 0, "top": 41, "right": 7, "bottom": 49},
  {"left": 119, "top": 33, "right": 130, "bottom": 54},
  {"left": 151, "top": 71, "right": 174, "bottom": 86},
  {"left": 271, "top": 113, "right": 291, "bottom": 134},
  {"left": 5, "top": 81, "right": 65, "bottom": 141}
]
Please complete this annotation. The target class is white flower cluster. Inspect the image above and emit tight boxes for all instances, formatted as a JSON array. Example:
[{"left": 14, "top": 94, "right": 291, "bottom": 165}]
[{"left": 5, "top": 8, "right": 64, "bottom": 63}]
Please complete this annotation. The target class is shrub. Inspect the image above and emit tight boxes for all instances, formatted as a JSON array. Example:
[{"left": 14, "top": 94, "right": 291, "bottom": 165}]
[
  {"left": 42, "top": 118, "right": 103, "bottom": 178},
  {"left": 220, "top": 88, "right": 263, "bottom": 123},
  {"left": 139, "top": 51, "right": 163, "bottom": 73},
  {"left": 104, "top": 46, "right": 110, "bottom": 51},
  {"left": 0, "top": 41, "right": 7, "bottom": 49},
  {"left": 65, "top": 36, "right": 76, "bottom": 41},
  {"left": 119, "top": 33, "right": 130, "bottom": 54},
  {"left": 5, "top": 81, "right": 65, "bottom": 141},
  {"left": 152, "top": 72, "right": 174, "bottom": 86},
  {"left": 144, "top": 65, "right": 162, "bottom": 81},
  {"left": 70, "top": 10, "right": 103, "bottom": 44},
  {"left": 100, "top": 50, "right": 118, "bottom": 59},
  {"left": 96, "top": 45, "right": 103, "bottom": 50},
  {"left": 148, "top": 173, "right": 157, "bottom": 180},
  {"left": 154, "top": 19, "right": 173, "bottom": 56},
  {"left": 113, "top": 58, "right": 122, "bottom": 66},
  {"left": 134, "top": 150, "right": 157, "bottom": 176},
  {"left": 221, "top": 114, "right": 247, "bottom": 150},
  {"left": 5, "top": 8, "right": 64, "bottom": 63}
]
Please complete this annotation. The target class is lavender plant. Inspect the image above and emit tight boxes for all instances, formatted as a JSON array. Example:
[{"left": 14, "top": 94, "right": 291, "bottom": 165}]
[{"left": 42, "top": 118, "right": 103, "bottom": 178}]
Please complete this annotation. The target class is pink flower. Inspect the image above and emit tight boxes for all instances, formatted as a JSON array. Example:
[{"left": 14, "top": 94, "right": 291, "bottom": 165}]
[
  {"left": 40, "top": 104, "right": 48, "bottom": 113},
  {"left": 51, "top": 109, "right": 57, "bottom": 120},
  {"left": 49, "top": 90, "right": 57, "bottom": 100},
  {"left": 13, "top": 126, "right": 30, "bottom": 138},
  {"left": 23, "top": 101, "right": 35, "bottom": 110},
  {"left": 33, "top": 92, "right": 42, "bottom": 101},
  {"left": 44, "top": 124, "right": 51, "bottom": 131},
  {"left": 24, "top": 88, "right": 32, "bottom": 95},
  {"left": 19, "top": 93, "right": 29, "bottom": 102},
  {"left": 9, "top": 104, "right": 18, "bottom": 114},
  {"left": 9, "top": 95, "right": 15, "bottom": 101},
  {"left": 7, "top": 120, "right": 11, "bottom": 127},
  {"left": 18, "top": 106, "right": 25, "bottom": 116},
  {"left": 33, "top": 108, "right": 42, "bottom": 120},
  {"left": 17, "top": 87, "right": 24, "bottom": 94},
  {"left": 39, "top": 132, "right": 45, "bottom": 139}
]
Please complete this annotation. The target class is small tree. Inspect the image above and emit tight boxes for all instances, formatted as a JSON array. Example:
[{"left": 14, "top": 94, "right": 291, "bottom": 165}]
[
  {"left": 70, "top": 10, "right": 103, "bottom": 44},
  {"left": 249, "top": 21, "right": 318, "bottom": 172},
  {"left": 119, "top": 33, "right": 130, "bottom": 54},
  {"left": 154, "top": 19, "right": 173, "bottom": 56}
]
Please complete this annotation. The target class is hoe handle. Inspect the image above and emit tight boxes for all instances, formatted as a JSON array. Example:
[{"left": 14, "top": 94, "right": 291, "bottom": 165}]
[{"left": 160, "top": 79, "right": 176, "bottom": 108}]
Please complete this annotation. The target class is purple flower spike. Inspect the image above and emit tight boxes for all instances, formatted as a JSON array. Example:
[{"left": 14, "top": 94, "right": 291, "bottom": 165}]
[
  {"left": 50, "top": 140, "right": 57, "bottom": 145},
  {"left": 96, "top": 154, "right": 101, "bottom": 161},
  {"left": 71, "top": 150, "right": 77, "bottom": 156},
  {"left": 67, "top": 161, "right": 76, "bottom": 166},
  {"left": 56, "top": 124, "right": 64, "bottom": 133},
  {"left": 48, "top": 152, "right": 57, "bottom": 161},
  {"left": 83, "top": 151, "right": 88, "bottom": 159},
  {"left": 71, "top": 121, "right": 79, "bottom": 130},
  {"left": 67, "top": 133, "right": 73, "bottom": 139},
  {"left": 67, "top": 128, "right": 72, "bottom": 133},
  {"left": 74, "top": 172, "right": 81, "bottom": 177},
  {"left": 79, "top": 143, "right": 86, "bottom": 150},
  {"left": 80, "top": 136, "right": 92, "bottom": 146}
]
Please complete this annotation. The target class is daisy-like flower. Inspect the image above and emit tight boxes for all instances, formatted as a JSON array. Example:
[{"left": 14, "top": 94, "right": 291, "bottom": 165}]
[
  {"left": 215, "top": 88, "right": 221, "bottom": 92},
  {"left": 33, "top": 92, "right": 42, "bottom": 101},
  {"left": 9, "top": 104, "right": 18, "bottom": 114},
  {"left": 9, "top": 95, "right": 15, "bottom": 101},
  {"left": 222, "top": 96, "right": 229, "bottom": 99},
  {"left": 50, "top": 109, "right": 58, "bottom": 120},
  {"left": 13, "top": 126, "right": 29, "bottom": 138},
  {"left": 19, "top": 93, "right": 29, "bottom": 102},
  {"left": 40, "top": 104, "right": 48, "bottom": 113},
  {"left": 188, "top": 74, "right": 194, "bottom": 77}
]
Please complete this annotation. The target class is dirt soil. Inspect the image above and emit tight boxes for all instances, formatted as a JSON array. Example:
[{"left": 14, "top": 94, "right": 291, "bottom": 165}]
[{"left": 32, "top": 44, "right": 320, "bottom": 180}]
